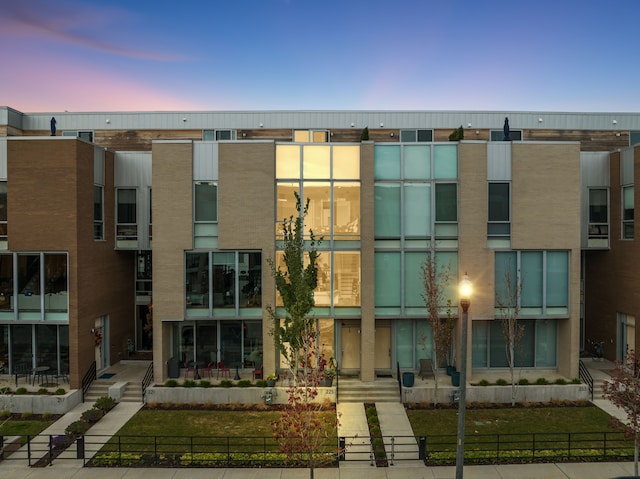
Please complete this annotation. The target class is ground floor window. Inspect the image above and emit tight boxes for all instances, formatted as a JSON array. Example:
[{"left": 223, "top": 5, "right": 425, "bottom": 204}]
[
  {"left": 471, "top": 319, "right": 557, "bottom": 368},
  {"left": 171, "top": 319, "right": 262, "bottom": 370},
  {"left": 0, "top": 323, "right": 68, "bottom": 374}
]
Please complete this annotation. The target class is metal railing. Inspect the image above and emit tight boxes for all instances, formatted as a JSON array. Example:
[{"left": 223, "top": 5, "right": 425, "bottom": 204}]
[
  {"left": 81, "top": 360, "right": 97, "bottom": 402},
  {"left": 579, "top": 359, "right": 594, "bottom": 400},
  {"left": 141, "top": 362, "right": 154, "bottom": 402},
  {"left": 396, "top": 362, "right": 402, "bottom": 402},
  {"left": 0, "top": 431, "right": 633, "bottom": 467}
]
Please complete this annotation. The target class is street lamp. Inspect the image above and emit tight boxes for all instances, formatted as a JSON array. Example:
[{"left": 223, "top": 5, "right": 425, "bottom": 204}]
[{"left": 456, "top": 273, "right": 472, "bottom": 479}]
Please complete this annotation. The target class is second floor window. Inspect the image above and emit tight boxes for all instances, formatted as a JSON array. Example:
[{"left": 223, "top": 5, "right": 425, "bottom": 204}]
[
  {"left": 623, "top": 185, "right": 634, "bottom": 239},
  {"left": 94, "top": 185, "right": 104, "bottom": 240},
  {"left": 195, "top": 182, "right": 217, "bottom": 222},
  {"left": 117, "top": 189, "right": 137, "bottom": 241},
  {"left": 488, "top": 182, "right": 511, "bottom": 242}
]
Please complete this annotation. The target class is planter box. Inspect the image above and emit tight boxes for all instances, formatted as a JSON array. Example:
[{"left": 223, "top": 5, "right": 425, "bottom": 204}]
[
  {"left": 145, "top": 385, "right": 336, "bottom": 405},
  {"left": 0, "top": 389, "right": 82, "bottom": 414}
]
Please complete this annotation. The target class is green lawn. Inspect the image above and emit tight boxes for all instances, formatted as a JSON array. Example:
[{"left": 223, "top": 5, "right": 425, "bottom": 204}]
[
  {"left": 407, "top": 404, "right": 617, "bottom": 436},
  {"left": 0, "top": 418, "right": 56, "bottom": 437}
]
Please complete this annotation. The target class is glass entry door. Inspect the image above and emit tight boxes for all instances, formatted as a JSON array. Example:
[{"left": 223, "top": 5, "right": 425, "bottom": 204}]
[
  {"left": 375, "top": 325, "right": 391, "bottom": 370},
  {"left": 341, "top": 322, "right": 360, "bottom": 371}
]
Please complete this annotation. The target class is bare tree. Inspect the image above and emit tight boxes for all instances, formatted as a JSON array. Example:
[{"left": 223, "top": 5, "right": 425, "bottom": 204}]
[
  {"left": 602, "top": 349, "right": 640, "bottom": 477},
  {"left": 495, "top": 260, "right": 524, "bottom": 406},
  {"left": 420, "top": 255, "right": 453, "bottom": 402}
]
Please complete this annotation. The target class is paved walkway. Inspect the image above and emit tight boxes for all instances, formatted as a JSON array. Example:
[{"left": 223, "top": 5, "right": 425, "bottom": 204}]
[{"left": 0, "top": 358, "right": 636, "bottom": 478}]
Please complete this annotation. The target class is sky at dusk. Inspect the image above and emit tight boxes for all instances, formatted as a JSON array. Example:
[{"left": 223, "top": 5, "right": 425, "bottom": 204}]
[{"left": 2, "top": 0, "right": 639, "bottom": 113}]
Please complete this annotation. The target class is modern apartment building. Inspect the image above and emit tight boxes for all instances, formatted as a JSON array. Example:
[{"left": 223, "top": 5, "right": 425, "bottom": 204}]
[{"left": 0, "top": 106, "right": 638, "bottom": 389}]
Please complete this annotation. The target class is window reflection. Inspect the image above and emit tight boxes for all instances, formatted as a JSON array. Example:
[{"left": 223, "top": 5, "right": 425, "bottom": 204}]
[
  {"left": 18, "top": 254, "right": 40, "bottom": 312},
  {"left": 186, "top": 253, "right": 209, "bottom": 309},
  {"left": 213, "top": 252, "right": 236, "bottom": 309},
  {"left": 333, "top": 252, "right": 360, "bottom": 307}
]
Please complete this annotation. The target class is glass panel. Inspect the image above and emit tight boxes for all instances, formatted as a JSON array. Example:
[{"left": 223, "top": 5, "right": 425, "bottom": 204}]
[
  {"left": 45, "top": 253, "right": 67, "bottom": 313},
  {"left": 203, "top": 130, "right": 215, "bottom": 141},
  {"left": 333, "top": 146, "right": 360, "bottom": 179},
  {"left": 495, "top": 252, "right": 517, "bottom": 307},
  {"left": 304, "top": 182, "right": 331, "bottom": 237},
  {"left": 375, "top": 252, "right": 400, "bottom": 307},
  {"left": 94, "top": 185, "right": 103, "bottom": 239},
  {"left": 11, "top": 324, "right": 32, "bottom": 369},
  {"left": 276, "top": 145, "right": 301, "bottom": 178},
  {"left": 313, "top": 131, "right": 328, "bottom": 143},
  {"left": 213, "top": 252, "right": 236, "bottom": 309},
  {"left": 58, "top": 325, "right": 69, "bottom": 376},
  {"left": 434, "top": 145, "right": 458, "bottom": 178},
  {"left": 405, "top": 252, "right": 428, "bottom": 307},
  {"left": 416, "top": 320, "right": 432, "bottom": 368},
  {"left": 220, "top": 320, "right": 242, "bottom": 367},
  {"left": 18, "top": 254, "right": 40, "bottom": 312},
  {"left": 293, "top": 130, "right": 310, "bottom": 143},
  {"left": 216, "top": 130, "right": 232, "bottom": 141},
  {"left": 535, "top": 319, "right": 557, "bottom": 367},
  {"left": 417, "top": 129, "right": 433, "bottom": 142},
  {"left": 314, "top": 253, "right": 331, "bottom": 307},
  {"left": 472, "top": 321, "right": 488, "bottom": 368},
  {"left": 318, "top": 318, "right": 334, "bottom": 365},
  {"left": 489, "top": 321, "right": 508, "bottom": 367},
  {"left": 303, "top": 145, "right": 330, "bottom": 179},
  {"left": 374, "top": 145, "right": 401, "bottom": 179},
  {"left": 404, "top": 145, "right": 430, "bottom": 179},
  {"left": 36, "top": 324, "right": 57, "bottom": 370},
  {"left": 186, "top": 252, "right": 209, "bottom": 309},
  {"left": 435, "top": 183, "right": 457, "bottom": 221},
  {"left": 589, "top": 189, "right": 608, "bottom": 223},
  {"left": 521, "top": 251, "right": 543, "bottom": 308},
  {"left": 334, "top": 182, "right": 360, "bottom": 238},
  {"left": 244, "top": 320, "right": 263, "bottom": 367},
  {"left": 396, "top": 319, "right": 413, "bottom": 368},
  {"left": 0, "top": 325, "right": 6, "bottom": 371},
  {"left": 0, "top": 254, "right": 13, "bottom": 311},
  {"left": 239, "top": 252, "right": 262, "bottom": 308},
  {"left": 437, "top": 251, "right": 458, "bottom": 306},
  {"left": 488, "top": 183, "right": 510, "bottom": 222},
  {"left": 0, "top": 182, "right": 6, "bottom": 223},
  {"left": 404, "top": 183, "right": 431, "bottom": 237},
  {"left": 178, "top": 323, "right": 195, "bottom": 364},
  {"left": 400, "top": 130, "right": 417, "bottom": 142},
  {"left": 334, "top": 252, "right": 360, "bottom": 307},
  {"left": 374, "top": 183, "right": 400, "bottom": 238},
  {"left": 546, "top": 251, "right": 568, "bottom": 308},
  {"left": 196, "top": 322, "right": 217, "bottom": 366},
  {"left": 117, "top": 189, "right": 136, "bottom": 223},
  {"left": 276, "top": 183, "right": 300, "bottom": 224},
  {"left": 515, "top": 319, "right": 535, "bottom": 367},
  {"left": 195, "top": 182, "right": 217, "bottom": 222}
]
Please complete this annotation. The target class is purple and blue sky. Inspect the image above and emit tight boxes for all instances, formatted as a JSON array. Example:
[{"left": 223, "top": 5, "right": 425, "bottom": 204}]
[{"left": 2, "top": 0, "right": 639, "bottom": 113}]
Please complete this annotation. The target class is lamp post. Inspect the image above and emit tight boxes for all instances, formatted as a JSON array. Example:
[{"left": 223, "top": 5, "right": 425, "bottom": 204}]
[{"left": 455, "top": 273, "right": 472, "bottom": 479}]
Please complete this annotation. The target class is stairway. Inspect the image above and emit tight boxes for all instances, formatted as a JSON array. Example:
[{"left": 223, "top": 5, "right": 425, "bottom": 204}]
[
  {"left": 337, "top": 377, "right": 401, "bottom": 403},
  {"left": 84, "top": 379, "right": 143, "bottom": 403}
]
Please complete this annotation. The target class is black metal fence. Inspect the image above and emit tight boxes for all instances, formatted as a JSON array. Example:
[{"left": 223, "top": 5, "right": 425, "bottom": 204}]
[{"left": 0, "top": 431, "right": 634, "bottom": 467}]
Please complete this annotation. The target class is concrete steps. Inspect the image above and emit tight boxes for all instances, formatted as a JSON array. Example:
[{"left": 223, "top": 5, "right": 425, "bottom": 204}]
[
  {"left": 84, "top": 380, "right": 143, "bottom": 403},
  {"left": 338, "top": 378, "right": 401, "bottom": 403}
]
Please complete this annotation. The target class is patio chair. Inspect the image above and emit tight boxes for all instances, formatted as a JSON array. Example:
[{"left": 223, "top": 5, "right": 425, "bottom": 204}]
[
  {"left": 183, "top": 361, "right": 196, "bottom": 379},
  {"left": 252, "top": 364, "right": 263, "bottom": 380},
  {"left": 216, "top": 361, "right": 230, "bottom": 379},
  {"left": 418, "top": 358, "right": 435, "bottom": 380},
  {"left": 200, "top": 362, "right": 213, "bottom": 379}
]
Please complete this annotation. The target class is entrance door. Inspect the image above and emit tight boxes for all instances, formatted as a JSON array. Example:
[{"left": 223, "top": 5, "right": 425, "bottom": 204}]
[
  {"left": 341, "top": 323, "right": 360, "bottom": 371},
  {"left": 619, "top": 314, "right": 636, "bottom": 359},
  {"left": 374, "top": 326, "right": 391, "bottom": 370}
]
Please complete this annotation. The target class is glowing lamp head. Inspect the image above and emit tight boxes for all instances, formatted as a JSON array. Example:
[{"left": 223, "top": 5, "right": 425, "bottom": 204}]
[{"left": 459, "top": 273, "right": 472, "bottom": 303}]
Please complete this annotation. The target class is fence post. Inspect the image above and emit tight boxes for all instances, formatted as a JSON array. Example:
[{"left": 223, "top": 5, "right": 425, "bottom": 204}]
[
  {"left": 27, "top": 435, "right": 32, "bottom": 466},
  {"left": 76, "top": 435, "right": 85, "bottom": 459},
  {"left": 0, "top": 435, "right": 3, "bottom": 460},
  {"left": 390, "top": 436, "right": 394, "bottom": 466},
  {"left": 418, "top": 436, "right": 426, "bottom": 461},
  {"left": 339, "top": 437, "right": 346, "bottom": 461}
]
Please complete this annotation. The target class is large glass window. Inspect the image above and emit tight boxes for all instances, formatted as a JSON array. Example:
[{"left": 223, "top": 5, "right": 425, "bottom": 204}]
[
  {"left": 18, "top": 254, "right": 40, "bottom": 312},
  {"left": 0, "top": 254, "right": 13, "bottom": 311},
  {"left": 44, "top": 253, "right": 67, "bottom": 313},
  {"left": 588, "top": 188, "right": 608, "bottom": 240},
  {"left": 435, "top": 183, "right": 457, "bottom": 222},
  {"left": 116, "top": 188, "right": 137, "bottom": 241},
  {"left": 623, "top": 185, "right": 634, "bottom": 239},
  {"left": 488, "top": 182, "right": 511, "bottom": 241},
  {"left": 374, "top": 184, "right": 400, "bottom": 237},
  {"left": 375, "top": 252, "right": 400, "bottom": 308},
  {"left": 186, "top": 252, "right": 209, "bottom": 309},
  {"left": 195, "top": 182, "right": 217, "bottom": 222},
  {"left": 94, "top": 185, "right": 103, "bottom": 240},
  {"left": 495, "top": 250, "right": 569, "bottom": 316}
]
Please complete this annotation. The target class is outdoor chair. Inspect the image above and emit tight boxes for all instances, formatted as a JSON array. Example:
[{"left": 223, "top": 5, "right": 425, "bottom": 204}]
[
  {"left": 183, "top": 361, "right": 196, "bottom": 379},
  {"left": 216, "top": 361, "right": 230, "bottom": 379},
  {"left": 200, "top": 361, "right": 213, "bottom": 379},
  {"left": 418, "top": 358, "right": 435, "bottom": 380},
  {"left": 252, "top": 364, "right": 263, "bottom": 380}
]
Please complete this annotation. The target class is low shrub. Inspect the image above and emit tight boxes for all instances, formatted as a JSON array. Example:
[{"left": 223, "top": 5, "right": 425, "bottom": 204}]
[
  {"left": 220, "top": 380, "right": 233, "bottom": 388},
  {"left": 16, "top": 387, "right": 27, "bottom": 395},
  {"left": 535, "top": 377, "right": 549, "bottom": 385},
  {"left": 198, "top": 380, "right": 212, "bottom": 388},
  {"left": 496, "top": 379, "right": 508, "bottom": 386},
  {"left": 65, "top": 420, "right": 90, "bottom": 436},
  {"left": 238, "top": 380, "right": 252, "bottom": 388},
  {"left": 518, "top": 378, "right": 530, "bottom": 385},
  {"left": 571, "top": 377, "right": 582, "bottom": 384},
  {"left": 256, "top": 380, "right": 267, "bottom": 387},
  {"left": 478, "top": 379, "right": 490, "bottom": 387},
  {"left": 81, "top": 407, "right": 104, "bottom": 423},
  {"left": 0, "top": 409, "right": 10, "bottom": 418},
  {"left": 367, "top": 416, "right": 380, "bottom": 426},
  {"left": 366, "top": 407, "right": 377, "bottom": 417},
  {"left": 55, "top": 388, "right": 66, "bottom": 395},
  {"left": 555, "top": 378, "right": 568, "bottom": 385},
  {"left": 165, "top": 379, "right": 178, "bottom": 387},
  {"left": 20, "top": 411, "right": 32, "bottom": 419},
  {"left": 50, "top": 434, "right": 72, "bottom": 449},
  {"left": 37, "top": 388, "right": 49, "bottom": 395},
  {"left": 94, "top": 396, "right": 117, "bottom": 412},
  {"left": 183, "top": 380, "right": 196, "bottom": 388},
  {"left": 42, "top": 412, "right": 52, "bottom": 420},
  {"left": 0, "top": 386, "right": 11, "bottom": 394}
]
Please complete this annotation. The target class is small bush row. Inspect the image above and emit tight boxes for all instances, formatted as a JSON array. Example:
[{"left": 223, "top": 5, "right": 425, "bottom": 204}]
[
  {"left": 164, "top": 379, "right": 268, "bottom": 388},
  {"left": 64, "top": 396, "right": 116, "bottom": 437},
  {"left": 475, "top": 378, "right": 581, "bottom": 386}
]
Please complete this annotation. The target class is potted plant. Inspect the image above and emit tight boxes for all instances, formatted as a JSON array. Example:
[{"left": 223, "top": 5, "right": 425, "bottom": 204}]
[
  {"left": 323, "top": 368, "right": 336, "bottom": 387},
  {"left": 266, "top": 374, "right": 277, "bottom": 387}
]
